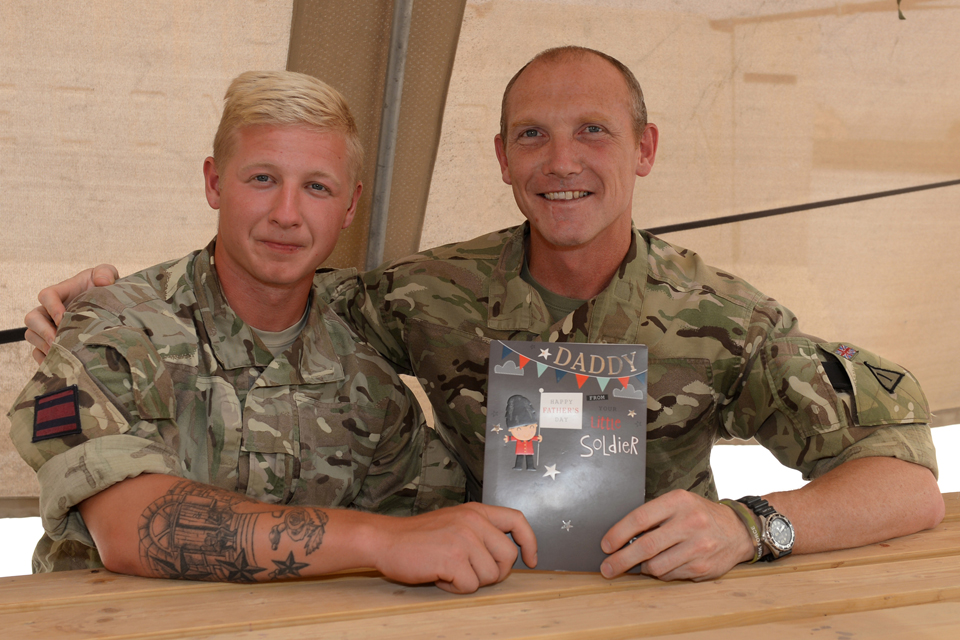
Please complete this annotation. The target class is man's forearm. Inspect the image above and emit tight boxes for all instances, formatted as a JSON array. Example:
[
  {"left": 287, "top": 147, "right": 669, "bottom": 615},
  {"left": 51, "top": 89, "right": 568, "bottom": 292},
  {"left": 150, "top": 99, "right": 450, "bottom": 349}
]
[
  {"left": 80, "top": 474, "right": 378, "bottom": 582},
  {"left": 79, "top": 472, "right": 538, "bottom": 592},
  {"left": 765, "top": 456, "right": 944, "bottom": 555}
]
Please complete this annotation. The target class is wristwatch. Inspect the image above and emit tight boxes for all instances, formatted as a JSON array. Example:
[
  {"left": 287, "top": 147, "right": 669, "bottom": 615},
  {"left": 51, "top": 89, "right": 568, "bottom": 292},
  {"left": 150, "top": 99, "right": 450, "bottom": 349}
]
[{"left": 737, "top": 496, "right": 794, "bottom": 561}]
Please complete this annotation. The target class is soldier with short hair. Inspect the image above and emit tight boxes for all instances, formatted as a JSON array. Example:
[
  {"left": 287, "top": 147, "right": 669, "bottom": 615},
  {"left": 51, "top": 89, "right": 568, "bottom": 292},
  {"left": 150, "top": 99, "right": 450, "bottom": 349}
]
[
  {"left": 9, "top": 70, "right": 536, "bottom": 594},
  {"left": 24, "top": 47, "right": 943, "bottom": 584},
  {"left": 323, "top": 46, "right": 943, "bottom": 581}
]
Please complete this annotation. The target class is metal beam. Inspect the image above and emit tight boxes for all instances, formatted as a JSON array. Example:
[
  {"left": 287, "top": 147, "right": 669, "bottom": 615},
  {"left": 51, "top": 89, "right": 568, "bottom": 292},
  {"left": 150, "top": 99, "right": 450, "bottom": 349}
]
[{"left": 365, "top": 0, "right": 413, "bottom": 271}]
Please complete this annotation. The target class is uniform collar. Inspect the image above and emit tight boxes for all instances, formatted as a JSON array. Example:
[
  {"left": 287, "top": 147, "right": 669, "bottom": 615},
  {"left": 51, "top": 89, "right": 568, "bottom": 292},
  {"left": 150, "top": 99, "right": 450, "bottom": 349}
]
[
  {"left": 485, "top": 223, "right": 650, "bottom": 343},
  {"left": 192, "top": 239, "right": 345, "bottom": 385}
]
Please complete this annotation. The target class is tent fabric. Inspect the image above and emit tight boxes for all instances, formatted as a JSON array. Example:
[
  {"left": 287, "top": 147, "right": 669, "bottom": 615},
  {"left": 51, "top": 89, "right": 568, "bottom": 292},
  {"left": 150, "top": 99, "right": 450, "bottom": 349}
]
[
  {"left": 287, "top": 0, "right": 467, "bottom": 268},
  {"left": 421, "top": 0, "right": 960, "bottom": 426},
  {"left": 1, "top": 0, "right": 958, "bottom": 507}
]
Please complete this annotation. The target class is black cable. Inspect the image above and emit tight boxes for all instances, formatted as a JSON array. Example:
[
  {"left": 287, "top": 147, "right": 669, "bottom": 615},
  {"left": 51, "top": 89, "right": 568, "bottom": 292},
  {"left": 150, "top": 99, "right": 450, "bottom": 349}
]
[
  {"left": 647, "top": 178, "right": 960, "bottom": 235},
  {"left": 0, "top": 327, "right": 27, "bottom": 345}
]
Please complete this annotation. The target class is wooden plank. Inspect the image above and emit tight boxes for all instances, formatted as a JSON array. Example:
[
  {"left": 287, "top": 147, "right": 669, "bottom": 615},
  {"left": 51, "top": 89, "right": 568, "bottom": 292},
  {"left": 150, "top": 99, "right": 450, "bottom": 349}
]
[
  {"left": 642, "top": 601, "right": 960, "bottom": 639},
  {"left": 3, "top": 556, "right": 960, "bottom": 640},
  {"left": 0, "top": 497, "right": 40, "bottom": 518},
  {"left": 723, "top": 516, "right": 960, "bottom": 578},
  {"left": 6, "top": 515, "right": 957, "bottom": 613},
  {"left": 0, "top": 567, "right": 385, "bottom": 612},
  {"left": 944, "top": 491, "right": 959, "bottom": 521},
  {"left": 208, "top": 557, "right": 960, "bottom": 640},
  {"left": 2, "top": 492, "right": 954, "bottom": 639}
]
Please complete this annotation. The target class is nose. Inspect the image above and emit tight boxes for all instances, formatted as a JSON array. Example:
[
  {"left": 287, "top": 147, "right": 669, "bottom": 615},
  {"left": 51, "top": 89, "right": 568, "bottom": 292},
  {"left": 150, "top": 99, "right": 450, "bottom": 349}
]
[
  {"left": 542, "top": 136, "right": 583, "bottom": 179},
  {"left": 269, "top": 183, "right": 302, "bottom": 229}
]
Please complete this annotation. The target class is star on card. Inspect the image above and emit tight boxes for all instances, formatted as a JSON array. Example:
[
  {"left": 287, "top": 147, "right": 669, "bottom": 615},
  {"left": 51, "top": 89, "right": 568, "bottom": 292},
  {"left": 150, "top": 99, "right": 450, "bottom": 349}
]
[
  {"left": 539, "top": 348, "right": 552, "bottom": 359},
  {"left": 543, "top": 463, "right": 560, "bottom": 480}
]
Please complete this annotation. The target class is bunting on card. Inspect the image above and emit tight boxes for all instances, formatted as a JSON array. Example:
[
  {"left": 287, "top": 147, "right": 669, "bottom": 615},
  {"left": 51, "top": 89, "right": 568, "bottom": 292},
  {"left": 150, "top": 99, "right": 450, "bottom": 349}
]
[{"left": 493, "top": 342, "right": 646, "bottom": 393}]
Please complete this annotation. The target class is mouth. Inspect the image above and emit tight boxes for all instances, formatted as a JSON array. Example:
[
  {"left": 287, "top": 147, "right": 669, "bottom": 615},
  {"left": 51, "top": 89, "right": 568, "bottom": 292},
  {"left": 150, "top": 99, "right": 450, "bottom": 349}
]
[
  {"left": 540, "top": 190, "right": 591, "bottom": 201},
  {"left": 260, "top": 240, "right": 303, "bottom": 254}
]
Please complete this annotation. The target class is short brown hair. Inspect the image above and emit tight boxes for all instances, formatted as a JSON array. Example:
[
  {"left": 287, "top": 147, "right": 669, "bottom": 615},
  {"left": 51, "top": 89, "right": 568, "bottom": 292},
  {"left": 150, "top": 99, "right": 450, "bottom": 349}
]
[
  {"left": 213, "top": 70, "right": 363, "bottom": 182},
  {"left": 499, "top": 46, "right": 647, "bottom": 142}
]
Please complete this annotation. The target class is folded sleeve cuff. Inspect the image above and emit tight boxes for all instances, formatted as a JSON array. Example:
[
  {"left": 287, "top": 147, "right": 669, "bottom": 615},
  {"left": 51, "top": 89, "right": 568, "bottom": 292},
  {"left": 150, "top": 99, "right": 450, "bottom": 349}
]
[
  {"left": 809, "top": 423, "right": 939, "bottom": 481},
  {"left": 36, "top": 431, "right": 184, "bottom": 544}
]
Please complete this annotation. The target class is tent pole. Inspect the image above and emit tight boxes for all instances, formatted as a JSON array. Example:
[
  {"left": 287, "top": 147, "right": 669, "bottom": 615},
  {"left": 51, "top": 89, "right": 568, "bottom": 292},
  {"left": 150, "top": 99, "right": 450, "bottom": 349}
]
[{"left": 366, "top": 0, "right": 414, "bottom": 271}]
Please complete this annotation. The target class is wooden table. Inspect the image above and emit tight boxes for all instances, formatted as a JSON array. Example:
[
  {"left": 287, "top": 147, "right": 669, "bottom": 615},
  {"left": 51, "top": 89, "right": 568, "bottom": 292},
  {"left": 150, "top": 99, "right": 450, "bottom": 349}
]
[{"left": 3, "top": 493, "right": 958, "bottom": 639}]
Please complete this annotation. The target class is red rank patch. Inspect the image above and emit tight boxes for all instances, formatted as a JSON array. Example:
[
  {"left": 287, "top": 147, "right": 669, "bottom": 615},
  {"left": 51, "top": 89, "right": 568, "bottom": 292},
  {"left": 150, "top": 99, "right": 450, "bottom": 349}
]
[{"left": 33, "top": 385, "right": 82, "bottom": 442}]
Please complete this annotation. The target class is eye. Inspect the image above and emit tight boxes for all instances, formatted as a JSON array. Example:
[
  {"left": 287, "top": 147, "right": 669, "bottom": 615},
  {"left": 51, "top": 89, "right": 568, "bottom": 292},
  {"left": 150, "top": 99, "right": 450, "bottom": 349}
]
[
  {"left": 254, "top": 174, "right": 270, "bottom": 183},
  {"left": 520, "top": 129, "right": 541, "bottom": 138},
  {"left": 308, "top": 182, "right": 327, "bottom": 192},
  {"left": 584, "top": 125, "right": 604, "bottom": 134}
]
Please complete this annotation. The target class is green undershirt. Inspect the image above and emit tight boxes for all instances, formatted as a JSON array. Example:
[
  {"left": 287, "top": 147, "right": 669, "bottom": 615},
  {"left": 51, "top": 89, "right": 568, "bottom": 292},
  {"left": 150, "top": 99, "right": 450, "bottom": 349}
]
[{"left": 520, "top": 259, "right": 588, "bottom": 324}]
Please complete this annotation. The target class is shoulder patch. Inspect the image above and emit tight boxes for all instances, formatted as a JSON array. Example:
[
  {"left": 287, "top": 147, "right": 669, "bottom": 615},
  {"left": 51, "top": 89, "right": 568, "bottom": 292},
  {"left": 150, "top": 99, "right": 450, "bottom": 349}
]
[
  {"left": 33, "top": 385, "right": 82, "bottom": 442},
  {"left": 865, "top": 362, "right": 905, "bottom": 394}
]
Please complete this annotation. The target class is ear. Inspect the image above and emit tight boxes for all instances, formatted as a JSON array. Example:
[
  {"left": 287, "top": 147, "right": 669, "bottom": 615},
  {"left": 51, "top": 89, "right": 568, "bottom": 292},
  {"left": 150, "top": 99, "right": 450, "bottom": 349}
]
[
  {"left": 635, "top": 123, "right": 659, "bottom": 178},
  {"left": 341, "top": 181, "right": 362, "bottom": 229},
  {"left": 494, "top": 134, "right": 512, "bottom": 185},
  {"left": 203, "top": 157, "right": 222, "bottom": 210}
]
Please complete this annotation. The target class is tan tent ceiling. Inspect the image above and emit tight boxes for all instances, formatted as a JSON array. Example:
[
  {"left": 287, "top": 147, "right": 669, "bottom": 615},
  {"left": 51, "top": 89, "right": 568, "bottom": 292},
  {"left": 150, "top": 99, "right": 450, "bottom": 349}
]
[{"left": 2, "top": 0, "right": 958, "bottom": 508}]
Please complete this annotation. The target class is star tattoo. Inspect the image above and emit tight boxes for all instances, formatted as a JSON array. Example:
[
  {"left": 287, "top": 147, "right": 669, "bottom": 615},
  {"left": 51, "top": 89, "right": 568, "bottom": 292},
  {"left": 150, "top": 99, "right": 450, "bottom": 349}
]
[
  {"left": 543, "top": 463, "right": 561, "bottom": 480},
  {"left": 269, "top": 551, "right": 310, "bottom": 579},
  {"left": 219, "top": 550, "right": 266, "bottom": 583},
  {"left": 561, "top": 520, "right": 573, "bottom": 532},
  {"left": 153, "top": 547, "right": 214, "bottom": 581}
]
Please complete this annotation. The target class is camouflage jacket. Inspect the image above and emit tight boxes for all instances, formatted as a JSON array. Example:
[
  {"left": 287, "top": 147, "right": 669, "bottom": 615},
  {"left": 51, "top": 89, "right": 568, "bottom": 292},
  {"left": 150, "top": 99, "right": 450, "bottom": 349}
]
[
  {"left": 9, "top": 241, "right": 462, "bottom": 572},
  {"left": 324, "top": 224, "right": 937, "bottom": 501}
]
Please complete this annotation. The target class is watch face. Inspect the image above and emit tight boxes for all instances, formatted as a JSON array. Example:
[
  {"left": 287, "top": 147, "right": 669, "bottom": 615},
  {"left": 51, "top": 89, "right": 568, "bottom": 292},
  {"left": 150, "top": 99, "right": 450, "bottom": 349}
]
[{"left": 768, "top": 515, "right": 794, "bottom": 551}]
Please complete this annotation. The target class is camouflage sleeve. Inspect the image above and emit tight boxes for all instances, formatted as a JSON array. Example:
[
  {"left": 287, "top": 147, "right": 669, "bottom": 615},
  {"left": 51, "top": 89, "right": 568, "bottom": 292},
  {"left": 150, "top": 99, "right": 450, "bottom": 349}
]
[
  {"left": 720, "top": 301, "right": 937, "bottom": 481},
  {"left": 345, "top": 365, "right": 464, "bottom": 516},
  {"left": 315, "top": 266, "right": 414, "bottom": 376},
  {"left": 413, "top": 425, "right": 467, "bottom": 513},
  {"left": 7, "top": 304, "right": 184, "bottom": 549},
  {"left": 315, "top": 272, "right": 465, "bottom": 514}
]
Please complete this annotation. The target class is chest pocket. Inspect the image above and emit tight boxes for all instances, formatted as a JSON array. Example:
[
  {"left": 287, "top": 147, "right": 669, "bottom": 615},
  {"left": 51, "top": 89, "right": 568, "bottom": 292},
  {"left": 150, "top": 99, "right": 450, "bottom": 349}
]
[
  {"left": 291, "top": 391, "right": 358, "bottom": 508},
  {"left": 240, "top": 388, "right": 301, "bottom": 504},
  {"left": 644, "top": 358, "right": 719, "bottom": 499}
]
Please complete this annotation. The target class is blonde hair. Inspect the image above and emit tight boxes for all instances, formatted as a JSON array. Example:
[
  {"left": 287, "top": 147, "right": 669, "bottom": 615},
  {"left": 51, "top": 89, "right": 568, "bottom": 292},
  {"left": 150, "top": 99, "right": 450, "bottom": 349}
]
[
  {"left": 213, "top": 70, "right": 363, "bottom": 182},
  {"left": 499, "top": 46, "right": 647, "bottom": 143}
]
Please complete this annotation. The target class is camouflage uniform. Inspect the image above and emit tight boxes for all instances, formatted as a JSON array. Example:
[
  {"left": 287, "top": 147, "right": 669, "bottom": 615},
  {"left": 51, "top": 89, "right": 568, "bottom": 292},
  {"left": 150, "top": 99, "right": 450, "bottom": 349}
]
[
  {"left": 8, "top": 241, "right": 463, "bottom": 572},
  {"left": 324, "top": 224, "right": 937, "bottom": 501}
]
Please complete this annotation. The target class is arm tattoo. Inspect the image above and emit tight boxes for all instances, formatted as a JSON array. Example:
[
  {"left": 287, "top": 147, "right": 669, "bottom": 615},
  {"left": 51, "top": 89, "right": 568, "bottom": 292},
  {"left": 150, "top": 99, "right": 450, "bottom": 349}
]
[{"left": 137, "top": 480, "right": 329, "bottom": 582}]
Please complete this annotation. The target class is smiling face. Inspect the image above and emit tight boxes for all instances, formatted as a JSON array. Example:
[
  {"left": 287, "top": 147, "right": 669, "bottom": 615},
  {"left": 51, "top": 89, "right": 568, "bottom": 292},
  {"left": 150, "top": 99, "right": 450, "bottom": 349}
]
[
  {"left": 495, "top": 53, "right": 657, "bottom": 252},
  {"left": 204, "top": 123, "right": 361, "bottom": 296},
  {"left": 509, "top": 423, "right": 539, "bottom": 442}
]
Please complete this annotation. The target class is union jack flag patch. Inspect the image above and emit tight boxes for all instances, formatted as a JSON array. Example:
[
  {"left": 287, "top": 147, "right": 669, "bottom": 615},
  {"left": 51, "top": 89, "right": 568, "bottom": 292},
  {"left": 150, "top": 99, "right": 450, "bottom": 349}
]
[
  {"left": 33, "top": 385, "right": 82, "bottom": 442},
  {"left": 835, "top": 345, "right": 858, "bottom": 360}
]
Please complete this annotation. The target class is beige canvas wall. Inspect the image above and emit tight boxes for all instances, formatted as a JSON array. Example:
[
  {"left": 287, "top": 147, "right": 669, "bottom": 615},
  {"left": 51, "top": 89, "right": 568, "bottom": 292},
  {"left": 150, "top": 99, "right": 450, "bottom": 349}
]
[
  {"left": 2, "top": 0, "right": 958, "bottom": 506},
  {"left": 287, "top": 0, "right": 466, "bottom": 269},
  {"left": 421, "top": 0, "right": 960, "bottom": 424},
  {"left": 0, "top": 1, "right": 293, "bottom": 500}
]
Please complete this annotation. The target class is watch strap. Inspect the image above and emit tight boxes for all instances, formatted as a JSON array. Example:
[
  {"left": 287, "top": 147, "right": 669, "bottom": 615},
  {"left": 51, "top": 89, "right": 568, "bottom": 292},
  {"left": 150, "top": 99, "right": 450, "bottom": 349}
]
[
  {"left": 737, "top": 495, "right": 792, "bottom": 561},
  {"left": 720, "top": 499, "right": 763, "bottom": 564}
]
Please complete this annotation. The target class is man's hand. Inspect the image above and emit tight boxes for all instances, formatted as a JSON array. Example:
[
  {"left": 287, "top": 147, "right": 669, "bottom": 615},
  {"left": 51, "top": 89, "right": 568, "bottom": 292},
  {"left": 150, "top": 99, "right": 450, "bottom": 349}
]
[
  {"left": 24, "top": 264, "right": 119, "bottom": 363},
  {"left": 373, "top": 502, "right": 537, "bottom": 594},
  {"left": 599, "top": 489, "right": 754, "bottom": 582}
]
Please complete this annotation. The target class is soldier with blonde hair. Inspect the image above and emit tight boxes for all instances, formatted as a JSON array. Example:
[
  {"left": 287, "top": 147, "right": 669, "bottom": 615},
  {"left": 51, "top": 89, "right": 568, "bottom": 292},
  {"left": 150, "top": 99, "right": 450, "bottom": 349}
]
[{"left": 10, "top": 70, "right": 535, "bottom": 593}]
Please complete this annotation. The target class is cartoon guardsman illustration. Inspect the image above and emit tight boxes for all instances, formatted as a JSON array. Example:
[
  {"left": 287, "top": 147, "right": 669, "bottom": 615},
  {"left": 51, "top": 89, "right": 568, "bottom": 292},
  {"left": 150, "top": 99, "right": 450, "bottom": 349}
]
[{"left": 503, "top": 394, "right": 543, "bottom": 471}]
